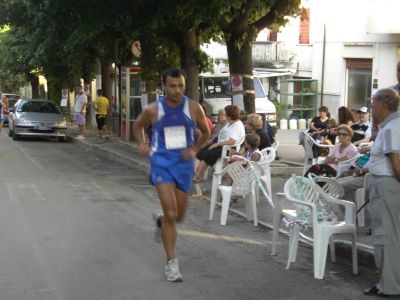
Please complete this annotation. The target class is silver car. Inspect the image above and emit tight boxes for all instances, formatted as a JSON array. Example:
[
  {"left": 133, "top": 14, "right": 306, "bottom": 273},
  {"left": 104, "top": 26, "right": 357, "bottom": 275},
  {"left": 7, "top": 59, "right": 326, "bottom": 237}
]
[{"left": 9, "top": 98, "right": 68, "bottom": 142}]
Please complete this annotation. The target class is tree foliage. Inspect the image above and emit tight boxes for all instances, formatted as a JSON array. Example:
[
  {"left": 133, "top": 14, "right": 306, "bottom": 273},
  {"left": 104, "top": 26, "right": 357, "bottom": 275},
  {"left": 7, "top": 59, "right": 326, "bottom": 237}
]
[{"left": 0, "top": 0, "right": 303, "bottom": 111}]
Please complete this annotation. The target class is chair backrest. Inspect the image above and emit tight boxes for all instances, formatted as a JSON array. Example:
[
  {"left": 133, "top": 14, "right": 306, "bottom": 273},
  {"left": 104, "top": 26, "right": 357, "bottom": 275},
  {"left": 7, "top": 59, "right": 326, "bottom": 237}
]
[
  {"left": 303, "top": 133, "right": 316, "bottom": 160},
  {"left": 284, "top": 175, "right": 318, "bottom": 203},
  {"left": 259, "top": 147, "right": 276, "bottom": 164},
  {"left": 227, "top": 161, "right": 263, "bottom": 196},
  {"left": 311, "top": 176, "right": 344, "bottom": 198}
]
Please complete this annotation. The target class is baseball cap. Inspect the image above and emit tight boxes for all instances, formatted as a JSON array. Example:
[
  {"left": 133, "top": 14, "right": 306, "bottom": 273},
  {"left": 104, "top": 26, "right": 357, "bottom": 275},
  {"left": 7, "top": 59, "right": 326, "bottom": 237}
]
[{"left": 357, "top": 107, "right": 369, "bottom": 113}]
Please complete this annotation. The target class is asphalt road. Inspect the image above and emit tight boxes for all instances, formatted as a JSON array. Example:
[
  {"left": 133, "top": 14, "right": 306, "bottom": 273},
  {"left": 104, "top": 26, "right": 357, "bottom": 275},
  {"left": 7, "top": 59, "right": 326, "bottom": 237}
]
[{"left": 0, "top": 129, "right": 379, "bottom": 300}]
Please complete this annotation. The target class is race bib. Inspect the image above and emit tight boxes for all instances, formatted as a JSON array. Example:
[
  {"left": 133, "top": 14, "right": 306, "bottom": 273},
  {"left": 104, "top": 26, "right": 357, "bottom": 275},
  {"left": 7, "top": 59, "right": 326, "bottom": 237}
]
[{"left": 164, "top": 126, "right": 187, "bottom": 150}]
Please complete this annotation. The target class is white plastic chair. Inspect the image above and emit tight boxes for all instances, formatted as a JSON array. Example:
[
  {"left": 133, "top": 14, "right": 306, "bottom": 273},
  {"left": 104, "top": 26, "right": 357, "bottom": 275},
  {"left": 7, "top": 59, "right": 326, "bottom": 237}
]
[
  {"left": 209, "top": 161, "right": 263, "bottom": 226},
  {"left": 355, "top": 173, "right": 371, "bottom": 227},
  {"left": 257, "top": 147, "right": 276, "bottom": 202},
  {"left": 303, "top": 133, "right": 334, "bottom": 175},
  {"left": 273, "top": 175, "right": 358, "bottom": 279},
  {"left": 203, "top": 134, "right": 245, "bottom": 181},
  {"left": 271, "top": 176, "right": 344, "bottom": 255},
  {"left": 335, "top": 153, "right": 362, "bottom": 178}
]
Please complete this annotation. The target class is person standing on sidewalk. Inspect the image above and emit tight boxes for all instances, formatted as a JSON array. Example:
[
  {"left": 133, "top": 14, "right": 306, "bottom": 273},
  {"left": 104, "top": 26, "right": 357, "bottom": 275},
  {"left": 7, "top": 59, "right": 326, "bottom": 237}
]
[
  {"left": 133, "top": 68, "right": 210, "bottom": 282},
  {"left": 364, "top": 88, "right": 400, "bottom": 297},
  {"left": 0, "top": 95, "right": 8, "bottom": 135},
  {"left": 74, "top": 84, "right": 88, "bottom": 140},
  {"left": 92, "top": 89, "right": 110, "bottom": 141}
]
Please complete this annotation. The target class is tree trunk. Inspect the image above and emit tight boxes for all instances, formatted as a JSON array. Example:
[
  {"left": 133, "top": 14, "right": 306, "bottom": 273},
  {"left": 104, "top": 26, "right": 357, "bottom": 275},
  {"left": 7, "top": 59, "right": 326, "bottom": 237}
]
[
  {"left": 28, "top": 74, "right": 40, "bottom": 99},
  {"left": 140, "top": 36, "right": 160, "bottom": 104},
  {"left": 100, "top": 57, "right": 113, "bottom": 100},
  {"left": 179, "top": 29, "right": 200, "bottom": 102},
  {"left": 225, "top": 30, "right": 255, "bottom": 114}
]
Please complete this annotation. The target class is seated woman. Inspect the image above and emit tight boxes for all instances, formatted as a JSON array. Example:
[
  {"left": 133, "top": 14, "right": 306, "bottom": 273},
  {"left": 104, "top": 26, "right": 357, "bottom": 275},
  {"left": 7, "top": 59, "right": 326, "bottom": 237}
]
[
  {"left": 308, "top": 106, "right": 330, "bottom": 134},
  {"left": 209, "top": 109, "right": 227, "bottom": 144},
  {"left": 304, "top": 124, "right": 358, "bottom": 178},
  {"left": 245, "top": 113, "right": 271, "bottom": 150},
  {"left": 193, "top": 105, "right": 245, "bottom": 182}
]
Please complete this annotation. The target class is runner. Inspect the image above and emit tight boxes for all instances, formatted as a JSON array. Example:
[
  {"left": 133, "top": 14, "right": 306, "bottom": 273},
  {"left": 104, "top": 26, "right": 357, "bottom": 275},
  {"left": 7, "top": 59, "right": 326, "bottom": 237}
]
[{"left": 133, "top": 68, "right": 210, "bottom": 282}]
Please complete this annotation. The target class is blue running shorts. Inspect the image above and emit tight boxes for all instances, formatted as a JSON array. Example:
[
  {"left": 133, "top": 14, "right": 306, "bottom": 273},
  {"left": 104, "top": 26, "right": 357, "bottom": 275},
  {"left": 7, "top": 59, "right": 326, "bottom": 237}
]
[{"left": 150, "top": 161, "right": 194, "bottom": 193}]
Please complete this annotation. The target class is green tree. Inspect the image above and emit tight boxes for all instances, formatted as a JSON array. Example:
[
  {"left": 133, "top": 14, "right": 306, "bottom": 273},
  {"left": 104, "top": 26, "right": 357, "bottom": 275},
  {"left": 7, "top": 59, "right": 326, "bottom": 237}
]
[{"left": 216, "top": 0, "right": 304, "bottom": 113}]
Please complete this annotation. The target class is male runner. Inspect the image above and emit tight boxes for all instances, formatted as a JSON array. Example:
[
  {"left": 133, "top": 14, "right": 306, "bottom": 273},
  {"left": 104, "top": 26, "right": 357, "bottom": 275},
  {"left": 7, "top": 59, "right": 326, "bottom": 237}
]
[{"left": 133, "top": 68, "right": 210, "bottom": 282}]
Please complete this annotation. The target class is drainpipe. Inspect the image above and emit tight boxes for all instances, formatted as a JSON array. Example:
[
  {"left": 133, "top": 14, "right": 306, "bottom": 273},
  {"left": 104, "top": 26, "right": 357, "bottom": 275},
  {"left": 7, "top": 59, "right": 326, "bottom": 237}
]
[{"left": 320, "top": 23, "right": 326, "bottom": 106}]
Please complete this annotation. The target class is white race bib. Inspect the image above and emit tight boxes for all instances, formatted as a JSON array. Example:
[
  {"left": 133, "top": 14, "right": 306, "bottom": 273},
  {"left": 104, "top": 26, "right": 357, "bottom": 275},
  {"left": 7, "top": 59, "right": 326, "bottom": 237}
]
[{"left": 164, "top": 126, "right": 187, "bottom": 150}]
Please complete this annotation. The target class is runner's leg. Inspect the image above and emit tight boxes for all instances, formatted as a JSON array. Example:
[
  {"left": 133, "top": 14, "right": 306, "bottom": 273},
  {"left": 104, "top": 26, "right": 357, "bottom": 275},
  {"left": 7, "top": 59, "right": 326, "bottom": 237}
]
[
  {"left": 156, "top": 183, "right": 178, "bottom": 260},
  {"left": 175, "top": 187, "right": 188, "bottom": 222}
]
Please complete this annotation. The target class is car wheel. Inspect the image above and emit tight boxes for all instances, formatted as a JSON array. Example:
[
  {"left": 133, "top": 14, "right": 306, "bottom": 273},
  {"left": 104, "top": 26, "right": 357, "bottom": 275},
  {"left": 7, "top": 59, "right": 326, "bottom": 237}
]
[
  {"left": 8, "top": 128, "right": 13, "bottom": 137},
  {"left": 12, "top": 126, "right": 19, "bottom": 141},
  {"left": 58, "top": 136, "right": 67, "bottom": 143}
]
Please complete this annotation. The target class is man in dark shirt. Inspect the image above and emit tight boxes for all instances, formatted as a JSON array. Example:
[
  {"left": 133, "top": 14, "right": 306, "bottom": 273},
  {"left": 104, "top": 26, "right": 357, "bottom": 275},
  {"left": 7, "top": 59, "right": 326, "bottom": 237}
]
[{"left": 351, "top": 106, "right": 370, "bottom": 145}]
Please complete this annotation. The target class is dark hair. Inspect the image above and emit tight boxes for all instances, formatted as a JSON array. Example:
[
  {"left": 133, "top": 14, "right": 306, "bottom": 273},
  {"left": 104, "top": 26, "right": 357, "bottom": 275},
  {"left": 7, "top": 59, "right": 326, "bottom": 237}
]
[
  {"left": 338, "top": 106, "right": 355, "bottom": 125},
  {"left": 224, "top": 105, "right": 240, "bottom": 120},
  {"left": 373, "top": 88, "right": 400, "bottom": 112},
  {"left": 245, "top": 133, "right": 260, "bottom": 149},
  {"left": 319, "top": 106, "right": 330, "bottom": 118},
  {"left": 97, "top": 89, "right": 103, "bottom": 96},
  {"left": 161, "top": 68, "right": 186, "bottom": 84},
  {"left": 77, "top": 84, "right": 83, "bottom": 88}
]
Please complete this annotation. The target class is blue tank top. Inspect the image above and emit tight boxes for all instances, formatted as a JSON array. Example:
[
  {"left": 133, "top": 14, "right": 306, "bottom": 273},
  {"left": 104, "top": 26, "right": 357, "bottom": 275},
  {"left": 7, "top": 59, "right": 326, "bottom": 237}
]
[{"left": 150, "top": 96, "right": 195, "bottom": 167}]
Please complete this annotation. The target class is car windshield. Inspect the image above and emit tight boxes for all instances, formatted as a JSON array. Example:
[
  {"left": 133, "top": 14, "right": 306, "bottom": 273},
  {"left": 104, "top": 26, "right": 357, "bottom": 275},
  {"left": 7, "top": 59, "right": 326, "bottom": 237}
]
[
  {"left": 17, "top": 100, "right": 61, "bottom": 114},
  {"left": 203, "top": 77, "right": 232, "bottom": 98},
  {"left": 8, "top": 100, "right": 18, "bottom": 111},
  {"left": 203, "top": 77, "right": 265, "bottom": 99}
]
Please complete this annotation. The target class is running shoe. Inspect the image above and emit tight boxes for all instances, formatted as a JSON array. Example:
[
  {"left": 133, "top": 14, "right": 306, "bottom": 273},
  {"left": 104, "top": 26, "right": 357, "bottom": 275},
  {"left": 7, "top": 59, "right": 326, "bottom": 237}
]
[{"left": 165, "top": 258, "right": 183, "bottom": 282}]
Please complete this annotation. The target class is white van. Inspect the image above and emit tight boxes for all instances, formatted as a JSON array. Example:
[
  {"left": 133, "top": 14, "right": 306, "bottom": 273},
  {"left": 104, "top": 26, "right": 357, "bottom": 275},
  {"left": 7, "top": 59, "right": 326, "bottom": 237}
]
[{"left": 199, "top": 73, "right": 276, "bottom": 126}]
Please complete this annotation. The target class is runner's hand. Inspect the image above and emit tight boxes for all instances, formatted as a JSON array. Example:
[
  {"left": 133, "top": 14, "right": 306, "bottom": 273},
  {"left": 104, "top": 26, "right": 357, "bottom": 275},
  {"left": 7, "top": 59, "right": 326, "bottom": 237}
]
[
  {"left": 139, "top": 143, "right": 150, "bottom": 156},
  {"left": 182, "top": 147, "right": 197, "bottom": 160}
]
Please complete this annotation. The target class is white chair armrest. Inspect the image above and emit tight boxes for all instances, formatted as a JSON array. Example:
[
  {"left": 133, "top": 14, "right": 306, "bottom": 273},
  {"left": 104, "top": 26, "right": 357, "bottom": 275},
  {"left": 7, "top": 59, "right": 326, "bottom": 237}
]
[{"left": 323, "top": 194, "right": 356, "bottom": 224}]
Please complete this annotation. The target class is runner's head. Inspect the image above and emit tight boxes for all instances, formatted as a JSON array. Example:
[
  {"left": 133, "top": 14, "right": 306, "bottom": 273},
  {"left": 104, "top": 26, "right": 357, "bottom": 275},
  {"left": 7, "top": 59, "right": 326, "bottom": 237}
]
[{"left": 162, "top": 69, "right": 186, "bottom": 103}]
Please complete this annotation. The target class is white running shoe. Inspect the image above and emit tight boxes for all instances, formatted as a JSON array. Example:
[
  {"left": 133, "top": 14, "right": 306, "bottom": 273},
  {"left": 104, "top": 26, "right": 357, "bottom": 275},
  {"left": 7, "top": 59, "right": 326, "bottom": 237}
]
[
  {"left": 75, "top": 135, "right": 85, "bottom": 140},
  {"left": 165, "top": 258, "right": 183, "bottom": 282}
]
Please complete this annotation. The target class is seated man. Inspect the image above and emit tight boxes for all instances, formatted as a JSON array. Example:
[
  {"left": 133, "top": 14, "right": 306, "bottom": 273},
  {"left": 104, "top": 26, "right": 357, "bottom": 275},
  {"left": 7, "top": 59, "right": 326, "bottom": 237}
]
[{"left": 351, "top": 106, "right": 371, "bottom": 146}]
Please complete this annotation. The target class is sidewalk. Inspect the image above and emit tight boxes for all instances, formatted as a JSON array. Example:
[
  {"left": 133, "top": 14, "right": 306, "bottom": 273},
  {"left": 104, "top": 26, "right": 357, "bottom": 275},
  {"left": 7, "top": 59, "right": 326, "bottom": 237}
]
[{"left": 67, "top": 126, "right": 374, "bottom": 263}]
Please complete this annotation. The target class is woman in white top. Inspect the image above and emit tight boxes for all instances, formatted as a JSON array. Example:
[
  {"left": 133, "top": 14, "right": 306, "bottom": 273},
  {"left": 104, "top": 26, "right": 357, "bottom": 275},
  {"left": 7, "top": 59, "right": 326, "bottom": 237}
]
[{"left": 194, "top": 105, "right": 245, "bottom": 182}]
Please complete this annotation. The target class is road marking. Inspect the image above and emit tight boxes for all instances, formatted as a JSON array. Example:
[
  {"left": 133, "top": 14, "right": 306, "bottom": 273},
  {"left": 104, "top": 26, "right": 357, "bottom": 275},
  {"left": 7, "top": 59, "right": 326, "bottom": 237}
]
[
  {"left": 178, "top": 229, "right": 273, "bottom": 246},
  {"left": 68, "top": 182, "right": 115, "bottom": 201},
  {"left": 6, "top": 182, "right": 46, "bottom": 201},
  {"left": 13, "top": 142, "right": 45, "bottom": 170}
]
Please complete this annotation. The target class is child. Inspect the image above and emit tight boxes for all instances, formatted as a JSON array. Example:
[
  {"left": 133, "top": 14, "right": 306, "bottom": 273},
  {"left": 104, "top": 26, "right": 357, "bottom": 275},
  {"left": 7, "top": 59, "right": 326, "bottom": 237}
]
[{"left": 229, "top": 133, "right": 262, "bottom": 163}]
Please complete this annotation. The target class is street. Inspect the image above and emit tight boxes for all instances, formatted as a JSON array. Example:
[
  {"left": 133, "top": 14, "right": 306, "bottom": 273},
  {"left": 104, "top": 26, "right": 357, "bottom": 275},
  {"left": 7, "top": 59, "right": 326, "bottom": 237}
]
[{"left": 0, "top": 129, "right": 379, "bottom": 300}]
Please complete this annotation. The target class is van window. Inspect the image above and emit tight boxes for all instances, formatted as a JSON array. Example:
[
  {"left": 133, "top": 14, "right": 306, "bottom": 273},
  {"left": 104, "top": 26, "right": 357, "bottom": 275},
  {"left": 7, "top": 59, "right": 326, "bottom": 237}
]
[
  {"left": 253, "top": 78, "right": 265, "bottom": 98},
  {"left": 204, "top": 77, "right": 231, "bottom": 98}
]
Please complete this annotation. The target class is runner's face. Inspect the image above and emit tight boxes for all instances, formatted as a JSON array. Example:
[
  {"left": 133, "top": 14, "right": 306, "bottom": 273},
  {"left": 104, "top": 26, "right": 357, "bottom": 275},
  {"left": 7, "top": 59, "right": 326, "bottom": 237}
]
[{"left": 163, "top": 75, "right": 185, "bottom": 103}]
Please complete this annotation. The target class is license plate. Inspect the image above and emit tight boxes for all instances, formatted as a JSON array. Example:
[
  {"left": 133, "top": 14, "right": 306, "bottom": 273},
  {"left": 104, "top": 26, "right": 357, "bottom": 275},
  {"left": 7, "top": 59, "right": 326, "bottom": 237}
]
[{"left": 37, "top": 126, "right": 49, "bottom": 130}]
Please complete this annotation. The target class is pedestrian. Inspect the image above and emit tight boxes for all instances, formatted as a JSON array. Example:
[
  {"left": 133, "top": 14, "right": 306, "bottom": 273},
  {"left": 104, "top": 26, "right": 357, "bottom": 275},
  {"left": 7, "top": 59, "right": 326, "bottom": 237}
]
[
  {"left": 133, "top": 68, "right": 210, "bottom": 282},
  {"left": 0, "top": 95, "right": 8, "bottom": 135},
  {"left": 364, "top": 88, "right": 400, "bottom": 297},
  {"left": 92, "top": 89, "right": 110, "bottom": 140},
  {"left": 74, "top": 84, "right": 88, "bottom": 140}
]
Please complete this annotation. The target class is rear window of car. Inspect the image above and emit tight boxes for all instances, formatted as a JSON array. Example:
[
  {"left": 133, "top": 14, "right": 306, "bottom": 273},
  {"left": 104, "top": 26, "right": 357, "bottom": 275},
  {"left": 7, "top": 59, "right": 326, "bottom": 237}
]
[{"left": 17, "top": 101, "right": 61, "bottom": 114}]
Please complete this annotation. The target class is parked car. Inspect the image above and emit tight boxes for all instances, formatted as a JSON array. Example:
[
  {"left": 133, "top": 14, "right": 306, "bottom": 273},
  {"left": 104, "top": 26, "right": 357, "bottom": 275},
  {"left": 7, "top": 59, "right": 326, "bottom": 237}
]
[
  {"left": 8, "top": 98, "right": 67, "bottom": 142},
  {"left": 1, "top": 93, "right": 21, "bottom": 127}
]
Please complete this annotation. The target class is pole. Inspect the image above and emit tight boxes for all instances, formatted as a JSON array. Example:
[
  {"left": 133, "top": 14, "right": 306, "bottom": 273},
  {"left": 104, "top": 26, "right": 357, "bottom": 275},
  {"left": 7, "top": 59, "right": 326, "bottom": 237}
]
[{"left": 320, "top": 23, "right": 326, "bottom": 106}]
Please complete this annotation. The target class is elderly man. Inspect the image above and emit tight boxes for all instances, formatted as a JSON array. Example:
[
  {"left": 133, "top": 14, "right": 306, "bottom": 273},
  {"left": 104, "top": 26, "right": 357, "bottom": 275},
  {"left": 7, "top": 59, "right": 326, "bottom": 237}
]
[
  {"left": 364, "top": 88, "right": 400, "bottom": 297},
  {"left": 351, "top": 106, "right": 371, "bottom": 146}
]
